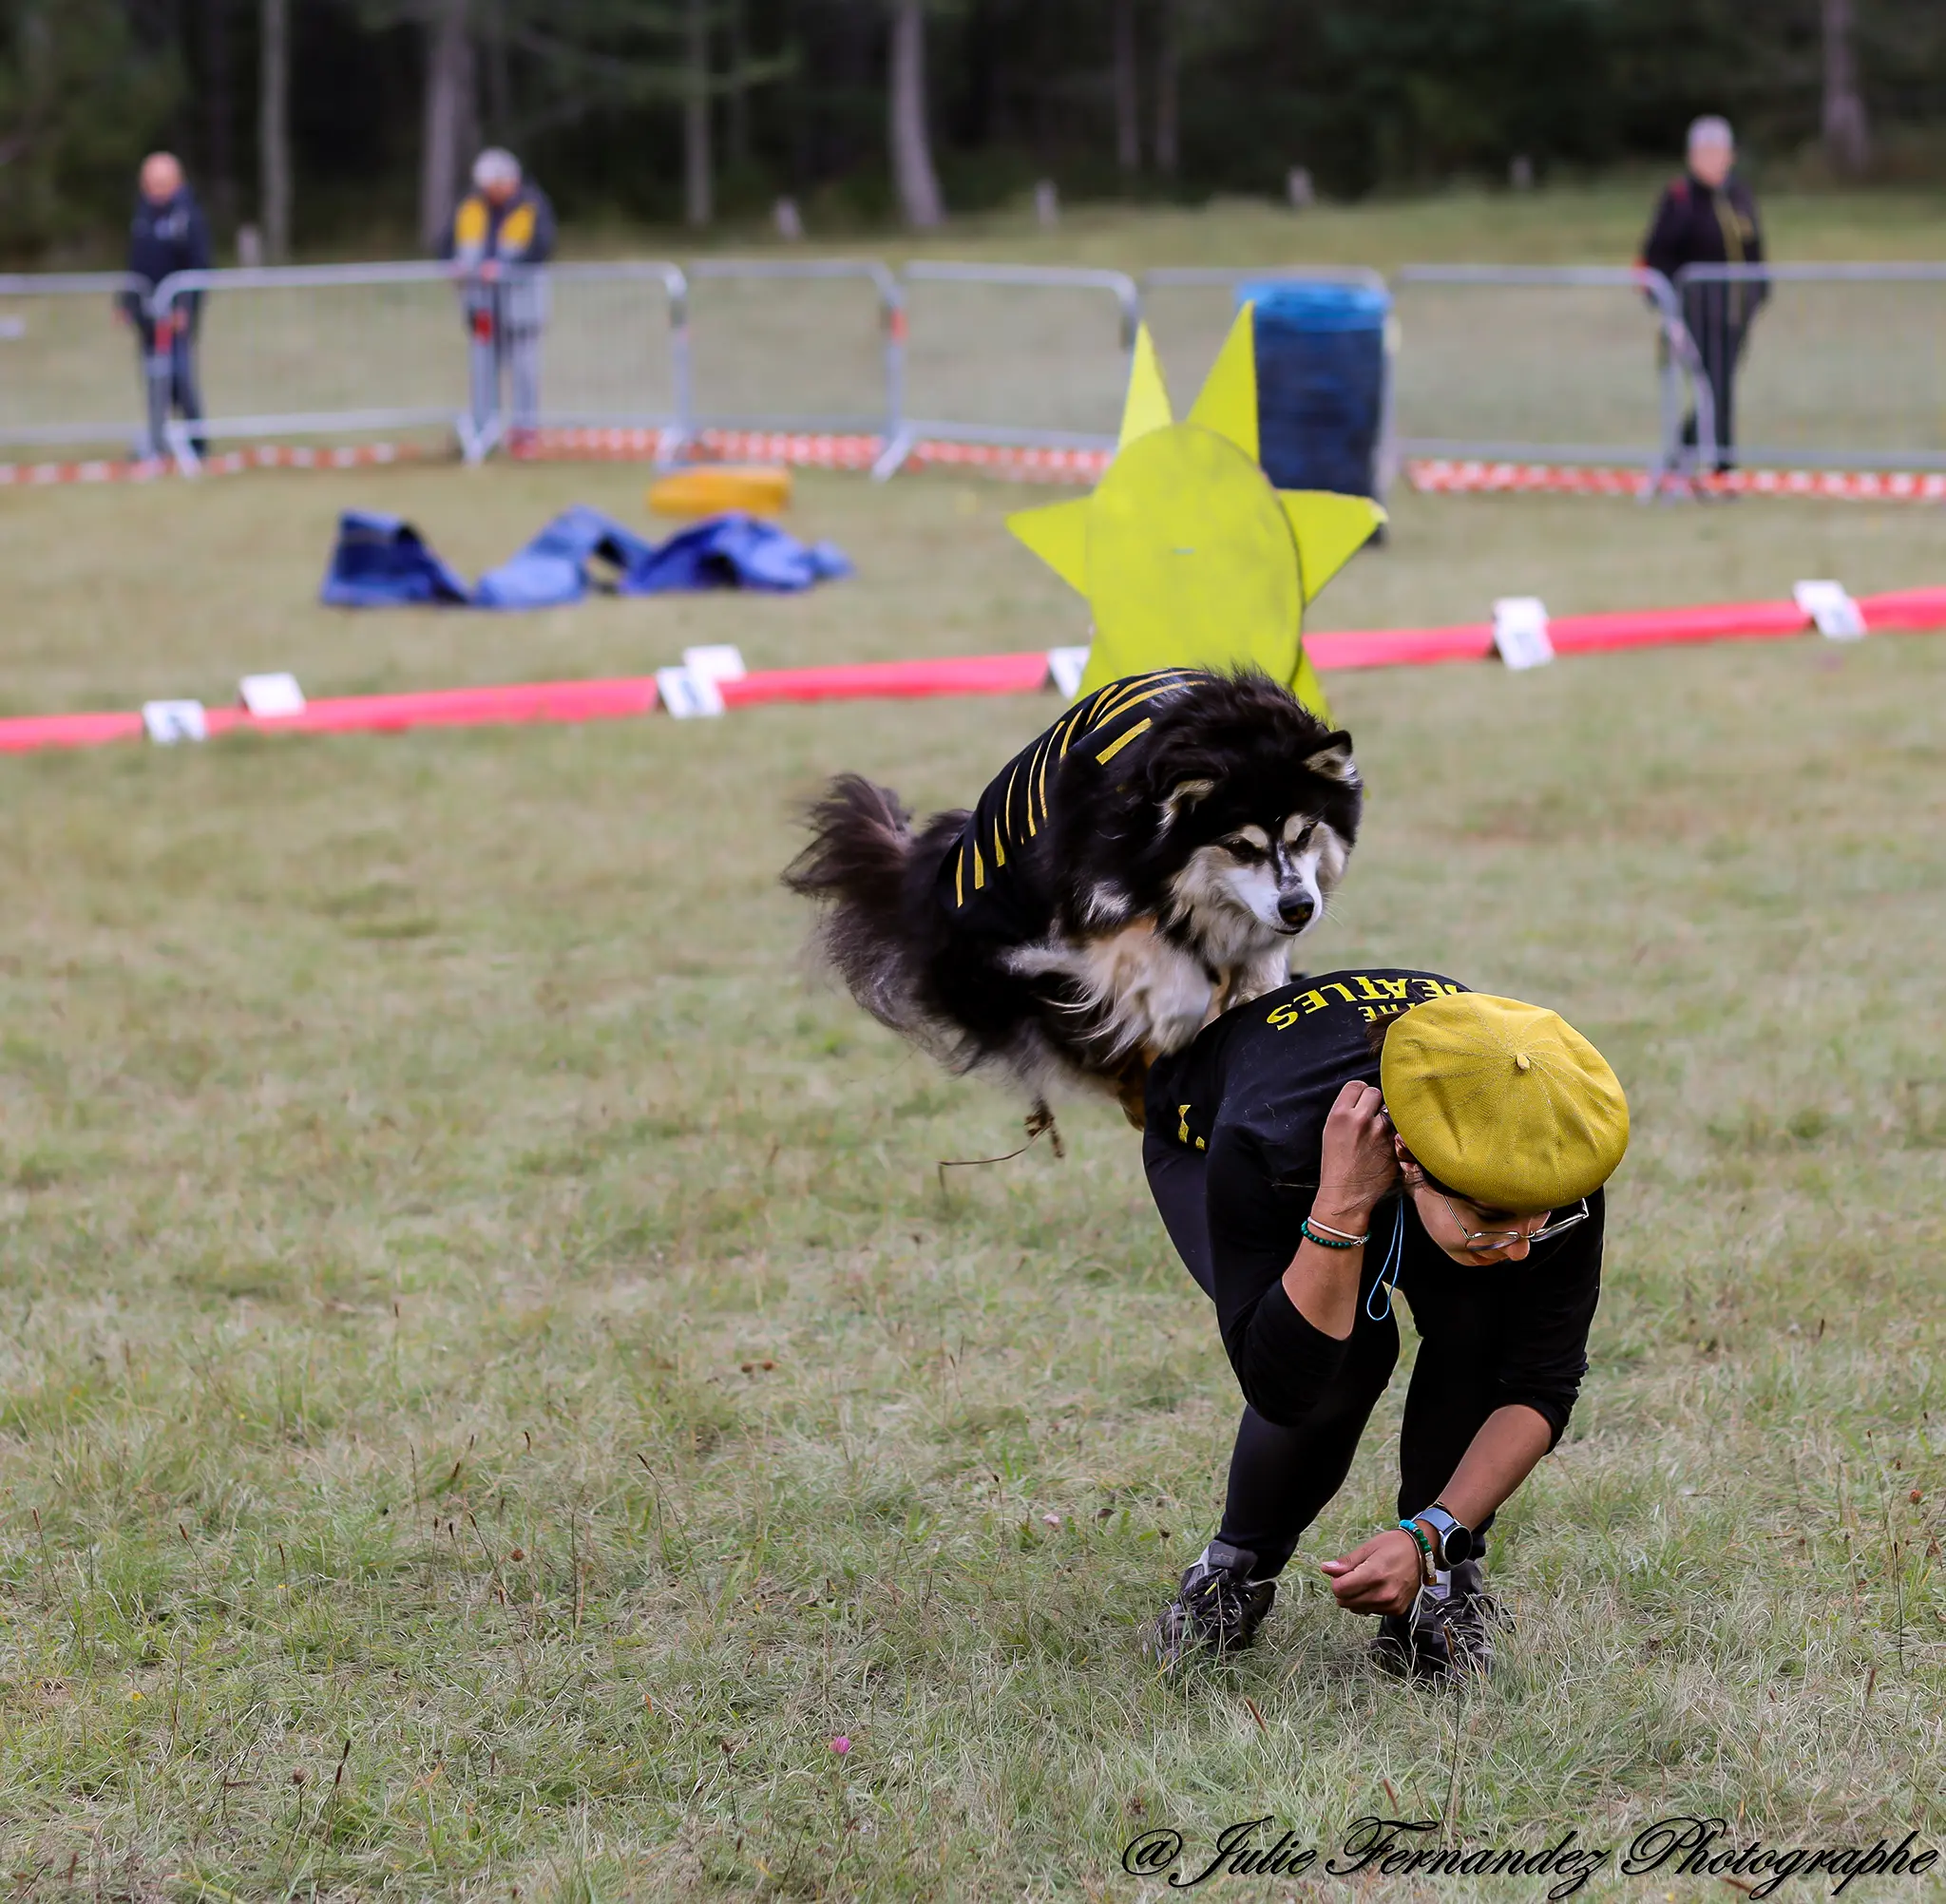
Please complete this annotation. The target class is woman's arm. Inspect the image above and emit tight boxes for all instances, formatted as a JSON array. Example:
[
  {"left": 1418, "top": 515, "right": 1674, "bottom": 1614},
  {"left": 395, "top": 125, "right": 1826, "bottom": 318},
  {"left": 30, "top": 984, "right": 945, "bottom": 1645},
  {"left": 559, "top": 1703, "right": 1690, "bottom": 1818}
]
[
  {"left": 1280, "top": 1080, "right": 1398, "bottom": 1340},
  {"left": 1319, "top": 1403, "right": 1553, "bottom": 1615},
  {"left": 1428, "top": 1404, "right": 1554, "bottom": 1528}
]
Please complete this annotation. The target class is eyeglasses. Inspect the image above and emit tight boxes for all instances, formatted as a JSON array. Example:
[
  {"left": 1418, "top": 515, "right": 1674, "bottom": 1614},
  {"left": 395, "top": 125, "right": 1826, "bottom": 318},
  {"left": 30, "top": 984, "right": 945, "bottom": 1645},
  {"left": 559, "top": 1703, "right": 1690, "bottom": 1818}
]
[{"left": 1437, "top": 1195, "right": 1590, "bottom": 1257}]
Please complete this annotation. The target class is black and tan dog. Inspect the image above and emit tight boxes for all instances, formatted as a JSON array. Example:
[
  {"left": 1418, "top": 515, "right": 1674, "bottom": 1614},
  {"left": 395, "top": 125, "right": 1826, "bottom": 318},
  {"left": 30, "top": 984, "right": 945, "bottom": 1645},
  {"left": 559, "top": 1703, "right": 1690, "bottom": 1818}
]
[{"left": 783, "top": 668, "right": 1362, "bottom": 1129}]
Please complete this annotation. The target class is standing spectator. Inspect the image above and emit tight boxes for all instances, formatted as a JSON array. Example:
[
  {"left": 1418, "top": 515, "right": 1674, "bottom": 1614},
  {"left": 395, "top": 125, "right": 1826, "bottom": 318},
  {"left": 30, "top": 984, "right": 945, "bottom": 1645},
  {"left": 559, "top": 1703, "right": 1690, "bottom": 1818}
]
[
  {"left": 441, "top": 149, "right": 556, "bottom": 447},
  {"left": 122, "top": 152, "right": 212, "bottom": 461},
  {"left": 1640, "top": 116, "right": 1768, "bottom": 472}
]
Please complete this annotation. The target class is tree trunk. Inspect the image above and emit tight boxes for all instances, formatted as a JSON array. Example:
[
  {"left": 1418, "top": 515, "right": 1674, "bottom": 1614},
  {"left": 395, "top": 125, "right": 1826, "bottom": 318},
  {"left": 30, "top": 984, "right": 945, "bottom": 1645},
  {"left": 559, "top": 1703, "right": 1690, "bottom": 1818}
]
[
  {"left": 1152, "top": 0, "right": 1178, "bottom": 180},
  {"left": 684, "top": 0, "right": 714, "bottom": 227},
  {"left": 419, "top": 0, "right": 475, "bottom": 250},
  {"left": 727, "top": 0, "right": 750, "bottom": 171},
  {"left": 203, "top": 0, "right": 236, "bottom": 234},
  {"left": 887, "top": 1, "right": 943, "bottom": 228},
  {"left": 483, "top": 0, "right": 511, "bottom": 141},
  {"left": 1821, "top": 0, "right": 1870, "bottom": 177},
  {"left": 1113, "top": 0, "right": 1139, "bottom": 178},
  {"left": 258, "top": 0, "right": 291, "bottom": 259}
]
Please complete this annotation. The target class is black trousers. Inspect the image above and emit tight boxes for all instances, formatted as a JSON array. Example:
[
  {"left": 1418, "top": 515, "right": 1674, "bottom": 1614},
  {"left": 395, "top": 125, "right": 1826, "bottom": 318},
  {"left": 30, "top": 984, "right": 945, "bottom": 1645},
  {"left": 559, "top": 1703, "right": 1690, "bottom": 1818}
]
[
  {"left": 1677, "top": 287, "right": 1752, "bottom": 472},
  {"left": 136, "top": 320, "right": 205, "bottom": 455},
  {"left": 1145, "top": 1133, "right": 1508, "bottom": 1581}
]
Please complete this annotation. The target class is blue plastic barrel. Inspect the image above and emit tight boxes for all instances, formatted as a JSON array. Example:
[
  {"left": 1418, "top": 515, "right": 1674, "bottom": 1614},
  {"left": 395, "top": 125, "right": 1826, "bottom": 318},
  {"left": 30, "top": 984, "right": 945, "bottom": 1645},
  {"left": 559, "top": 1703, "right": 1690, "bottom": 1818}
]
[{"left": 1237, "top": 279, "right": 1389, "bottom": 499}]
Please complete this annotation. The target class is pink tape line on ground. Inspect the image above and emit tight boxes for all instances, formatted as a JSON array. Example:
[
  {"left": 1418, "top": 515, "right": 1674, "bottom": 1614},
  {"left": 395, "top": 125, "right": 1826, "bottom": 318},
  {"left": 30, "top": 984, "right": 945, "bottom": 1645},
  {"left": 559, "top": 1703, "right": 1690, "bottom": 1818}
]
[{"left": 5, "top": 588, "right": 1944, "bottom": 757}]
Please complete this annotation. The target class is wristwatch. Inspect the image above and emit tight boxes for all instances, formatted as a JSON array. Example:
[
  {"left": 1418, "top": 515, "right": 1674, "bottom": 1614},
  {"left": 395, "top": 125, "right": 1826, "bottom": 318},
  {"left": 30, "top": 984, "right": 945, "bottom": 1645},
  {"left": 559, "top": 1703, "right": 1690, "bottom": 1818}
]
[{"left": 1411, "top": 1502, "right": 1477, "bottom": 1568}]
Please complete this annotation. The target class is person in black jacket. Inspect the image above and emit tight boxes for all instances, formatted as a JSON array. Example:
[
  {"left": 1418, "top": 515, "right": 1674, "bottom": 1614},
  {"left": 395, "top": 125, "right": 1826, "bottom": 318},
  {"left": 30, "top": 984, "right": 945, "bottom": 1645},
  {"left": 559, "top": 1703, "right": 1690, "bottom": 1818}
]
[
  {"left": 1142, "top": 976, "right": 1629, "bottom": 1678},
  {"left": 1640, "top": 117, "right": 1768, "bottom": 472},
  {"left": 121, "top": 153, "right": 212, "bottom": 460},
  {"left": 440, "top": 148, "right": 557, "bottom": 446}
]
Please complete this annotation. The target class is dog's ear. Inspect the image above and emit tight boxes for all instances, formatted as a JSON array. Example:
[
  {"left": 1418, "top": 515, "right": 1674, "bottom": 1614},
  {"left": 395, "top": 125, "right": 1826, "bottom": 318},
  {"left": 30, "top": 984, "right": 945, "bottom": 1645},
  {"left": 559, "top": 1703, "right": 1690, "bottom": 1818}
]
[
  {"left": 1159, "top": 776, "right": 1216, "bottom": 828},
  {"left": 1304, "top": 732, "right": 1360, "bottom": 785}
]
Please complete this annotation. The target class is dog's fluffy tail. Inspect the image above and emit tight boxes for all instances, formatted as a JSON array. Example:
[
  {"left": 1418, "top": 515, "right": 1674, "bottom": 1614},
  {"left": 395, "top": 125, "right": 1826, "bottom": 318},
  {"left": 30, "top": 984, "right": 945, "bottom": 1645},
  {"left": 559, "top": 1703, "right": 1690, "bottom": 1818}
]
[{"left": 783, "top": 773, "right": 955, "bottom": 1039}]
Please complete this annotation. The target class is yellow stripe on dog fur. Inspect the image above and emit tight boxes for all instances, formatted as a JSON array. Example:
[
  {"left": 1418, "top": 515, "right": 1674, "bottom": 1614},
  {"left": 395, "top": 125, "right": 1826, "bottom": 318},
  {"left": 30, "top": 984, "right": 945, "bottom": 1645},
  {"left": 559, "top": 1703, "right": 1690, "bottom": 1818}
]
[{"left": 1094, "top": 716, "right": 1153, "bottom": 765}]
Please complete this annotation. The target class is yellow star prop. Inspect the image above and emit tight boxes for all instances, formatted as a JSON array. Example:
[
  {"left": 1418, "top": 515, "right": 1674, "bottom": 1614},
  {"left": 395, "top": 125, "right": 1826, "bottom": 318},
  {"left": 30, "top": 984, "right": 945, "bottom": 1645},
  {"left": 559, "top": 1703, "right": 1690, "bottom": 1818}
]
[{"left": 1008, "top": 303, "right": 1386, "bottom": 719}]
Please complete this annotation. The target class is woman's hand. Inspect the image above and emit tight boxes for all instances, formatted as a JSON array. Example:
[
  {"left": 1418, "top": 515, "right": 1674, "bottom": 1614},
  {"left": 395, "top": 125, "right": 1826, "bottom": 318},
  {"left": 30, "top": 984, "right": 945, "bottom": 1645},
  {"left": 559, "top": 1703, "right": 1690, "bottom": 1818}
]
[
  {"left": 1319, "top": 1527, "right": 1423, "bottom": 1615},
  {"left": 1313, "top": 1080, "right": 1398, "bottom": 1229}
]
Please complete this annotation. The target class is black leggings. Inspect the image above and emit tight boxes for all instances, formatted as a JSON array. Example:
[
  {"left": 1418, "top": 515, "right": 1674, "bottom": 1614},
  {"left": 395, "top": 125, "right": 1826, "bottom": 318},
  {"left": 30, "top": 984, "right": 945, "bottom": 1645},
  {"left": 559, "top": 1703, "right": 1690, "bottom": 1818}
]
[{"left": 1146, "top": 1133, "right": 1508, "bottom": 1580}]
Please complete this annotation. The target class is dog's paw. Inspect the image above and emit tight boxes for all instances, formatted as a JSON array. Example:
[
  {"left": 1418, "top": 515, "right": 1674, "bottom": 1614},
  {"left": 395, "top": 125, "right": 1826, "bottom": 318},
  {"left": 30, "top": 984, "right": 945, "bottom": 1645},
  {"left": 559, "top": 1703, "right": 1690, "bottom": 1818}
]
[{"left": 1025, "top": 1099, "right": 1067, "bottom": 1159}]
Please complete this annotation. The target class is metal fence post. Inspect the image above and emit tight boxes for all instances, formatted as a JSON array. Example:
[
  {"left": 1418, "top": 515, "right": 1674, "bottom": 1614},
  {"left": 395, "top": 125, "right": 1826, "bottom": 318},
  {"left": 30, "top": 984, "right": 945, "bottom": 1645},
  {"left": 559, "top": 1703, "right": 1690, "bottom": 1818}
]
[
  {"left": 665, "top": 265, "right": 695, "bottom": 457},
  {"left": 871, "top": 263, "right": 911, "bottom": 479}
]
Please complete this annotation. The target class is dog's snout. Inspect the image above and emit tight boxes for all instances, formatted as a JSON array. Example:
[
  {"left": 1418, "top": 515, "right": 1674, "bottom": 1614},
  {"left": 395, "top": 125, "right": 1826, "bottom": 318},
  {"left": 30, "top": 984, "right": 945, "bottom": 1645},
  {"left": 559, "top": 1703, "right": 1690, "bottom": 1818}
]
[{"left": 1278, "top": 892, "right": 1316, "bottom": 930}]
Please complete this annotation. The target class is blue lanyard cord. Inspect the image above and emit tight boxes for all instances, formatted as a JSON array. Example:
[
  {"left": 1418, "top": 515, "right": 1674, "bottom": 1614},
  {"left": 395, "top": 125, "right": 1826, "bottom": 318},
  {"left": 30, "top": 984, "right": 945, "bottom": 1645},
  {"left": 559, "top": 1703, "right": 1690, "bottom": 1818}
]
[{"left": 1364, "top": 1199, "right": 1407, "bottom": 1322}]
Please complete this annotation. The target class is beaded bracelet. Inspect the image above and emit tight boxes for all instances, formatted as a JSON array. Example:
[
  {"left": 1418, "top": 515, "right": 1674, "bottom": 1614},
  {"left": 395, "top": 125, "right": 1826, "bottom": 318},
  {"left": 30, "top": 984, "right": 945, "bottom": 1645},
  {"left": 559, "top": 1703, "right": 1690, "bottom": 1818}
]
[
  {"left": 1398, "top": 1518, "right": 1437, "bottom": 1586},
  {"left": 1300, "top": 1216, "right": 1367, "bottom": 1250}
]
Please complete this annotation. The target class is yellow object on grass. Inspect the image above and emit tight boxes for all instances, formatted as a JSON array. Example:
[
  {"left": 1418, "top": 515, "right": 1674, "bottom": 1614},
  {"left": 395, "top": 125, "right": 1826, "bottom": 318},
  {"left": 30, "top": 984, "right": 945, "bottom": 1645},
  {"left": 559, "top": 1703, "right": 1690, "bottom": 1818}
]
[
  {"left": 1006, "top": 307, "right": 1384, "bottom": 720},
  {"left": 1380, "top": 993, "right": 1631, "bottom": 1213},
  {"left": 648, "top": 466, "right": 792, "bottom": 518}
]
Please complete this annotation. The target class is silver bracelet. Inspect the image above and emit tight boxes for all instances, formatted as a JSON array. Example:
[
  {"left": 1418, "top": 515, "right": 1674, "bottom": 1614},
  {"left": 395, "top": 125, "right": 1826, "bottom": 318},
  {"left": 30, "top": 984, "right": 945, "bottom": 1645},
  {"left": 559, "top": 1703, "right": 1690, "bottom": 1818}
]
[{"left": 1304, "top": 1213, "right": 1369, "bottom": 1247}]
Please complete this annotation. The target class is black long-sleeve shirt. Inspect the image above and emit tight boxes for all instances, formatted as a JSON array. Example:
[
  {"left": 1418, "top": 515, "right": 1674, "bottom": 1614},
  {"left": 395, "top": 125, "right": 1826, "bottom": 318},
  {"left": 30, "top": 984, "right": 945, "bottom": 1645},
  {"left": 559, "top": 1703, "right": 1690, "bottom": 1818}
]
[
  {"left": 1641, "top": 170, "right": 1768, "bottom": 325},
  {"left": 123, "top": 187, "right": 212, "bottom": 328},
  {"left": 1146, "top": 969, "right": 1603, "bottom": 1438}
]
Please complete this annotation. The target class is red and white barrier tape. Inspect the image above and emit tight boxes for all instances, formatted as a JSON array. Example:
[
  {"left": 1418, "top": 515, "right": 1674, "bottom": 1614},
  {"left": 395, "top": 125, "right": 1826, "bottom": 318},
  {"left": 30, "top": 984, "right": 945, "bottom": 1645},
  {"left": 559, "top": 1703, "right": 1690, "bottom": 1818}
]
[
  {"left": 13, "top": 435, "right": 1936, "bottom": 504},
  {"left": 6, "top": 585, "right": 1944, "bottom": 758},
  {"left": 1408, "top": 458, "right": 1946, "bottom": 503},
  {"left": 0, "top": 441, "right": 417, "bottom": 488},
  {"left": 512, "top": 427, "right": 1113, "bottom": 484}
]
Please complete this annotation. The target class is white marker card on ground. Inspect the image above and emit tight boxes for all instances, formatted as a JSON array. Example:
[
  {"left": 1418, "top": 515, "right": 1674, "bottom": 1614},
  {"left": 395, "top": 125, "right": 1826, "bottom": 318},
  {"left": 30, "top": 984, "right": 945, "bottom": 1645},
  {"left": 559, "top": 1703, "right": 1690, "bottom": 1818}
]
[
  {"left": 680, "top": 644, "right": 747, "bottom": 684},
  {"left": 238, "top": 672, "right": 307, "bottom": 717},
  {"left": 656, "top": 666, "right": 726, "bottom": 718},
  {"left": 1492, "top": 597, "right": 1555, "bottom": 670},
  {"left": 1047, "top": 646, "right": 1090, "bottom": 698},
  {"left": 143, "top": 700, "right": 209, "bottom": 745},
  {"left": 1793, "top": 580, "right": 1866, "bottom": 641}
]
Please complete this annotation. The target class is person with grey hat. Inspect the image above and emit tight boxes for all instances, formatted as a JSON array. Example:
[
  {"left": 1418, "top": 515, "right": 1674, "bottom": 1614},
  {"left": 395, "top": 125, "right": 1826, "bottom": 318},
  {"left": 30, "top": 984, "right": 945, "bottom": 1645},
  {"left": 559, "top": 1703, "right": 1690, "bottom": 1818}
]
[
  {"left": 1641, "top": 116, "right": 1768, "bottom": 474},
  {"left": 440, "top": 148, "right": 556, "bottom": 447}
]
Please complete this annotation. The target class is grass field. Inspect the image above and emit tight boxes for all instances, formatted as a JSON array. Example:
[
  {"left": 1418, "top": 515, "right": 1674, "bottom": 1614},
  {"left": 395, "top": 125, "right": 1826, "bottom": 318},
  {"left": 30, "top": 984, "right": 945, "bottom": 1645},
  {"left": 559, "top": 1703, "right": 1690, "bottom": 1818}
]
[{"left": 4, "top": 459, "right": 1946, "bottom": 1900}]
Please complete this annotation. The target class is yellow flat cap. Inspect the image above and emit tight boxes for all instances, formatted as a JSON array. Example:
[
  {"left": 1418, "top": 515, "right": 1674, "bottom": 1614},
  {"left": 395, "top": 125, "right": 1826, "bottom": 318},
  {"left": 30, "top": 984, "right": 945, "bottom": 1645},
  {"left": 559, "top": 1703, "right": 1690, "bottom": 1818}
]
[{"left": 1380, "top": 992, "right": 1629, "bottom": 1212}]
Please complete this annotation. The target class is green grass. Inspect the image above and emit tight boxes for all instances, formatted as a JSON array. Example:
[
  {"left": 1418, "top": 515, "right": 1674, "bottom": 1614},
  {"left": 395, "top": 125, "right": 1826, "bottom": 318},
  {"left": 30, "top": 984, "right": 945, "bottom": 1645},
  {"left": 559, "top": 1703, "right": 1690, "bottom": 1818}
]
[{"left": 2, "top": 462, "right": 1945, "bottom": 1898}]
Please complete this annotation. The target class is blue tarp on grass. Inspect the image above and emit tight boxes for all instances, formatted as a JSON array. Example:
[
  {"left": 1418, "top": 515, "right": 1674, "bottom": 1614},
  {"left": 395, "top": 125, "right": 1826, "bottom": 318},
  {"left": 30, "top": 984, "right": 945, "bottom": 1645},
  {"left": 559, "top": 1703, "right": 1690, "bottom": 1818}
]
[
  {"left": 321, "top": 505, "right": 853, "bottom": 609},
  {"left": 317, "top": 511, "right": 472, "bottom": 607}
]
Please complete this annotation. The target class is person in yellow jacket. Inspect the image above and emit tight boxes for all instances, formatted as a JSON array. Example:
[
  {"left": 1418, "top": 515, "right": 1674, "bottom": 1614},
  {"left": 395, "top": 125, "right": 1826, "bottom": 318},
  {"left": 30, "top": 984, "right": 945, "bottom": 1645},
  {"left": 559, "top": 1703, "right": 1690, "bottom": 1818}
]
[{"left": 441, "top": 148, "right": 556, "bottom": 446}]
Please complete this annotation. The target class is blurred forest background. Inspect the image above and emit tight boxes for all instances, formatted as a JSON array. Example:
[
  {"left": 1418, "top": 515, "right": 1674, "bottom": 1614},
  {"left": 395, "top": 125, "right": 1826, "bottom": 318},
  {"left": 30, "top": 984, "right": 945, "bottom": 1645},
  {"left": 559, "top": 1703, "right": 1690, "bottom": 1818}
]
[{"left": 4, "top": 0, "right": 1945, "bottom": 261}]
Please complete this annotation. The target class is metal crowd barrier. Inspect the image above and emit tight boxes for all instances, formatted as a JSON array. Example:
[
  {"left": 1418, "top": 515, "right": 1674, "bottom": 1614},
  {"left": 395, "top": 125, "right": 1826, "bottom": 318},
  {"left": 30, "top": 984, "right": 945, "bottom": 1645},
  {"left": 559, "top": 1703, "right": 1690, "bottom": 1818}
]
[
  {"left": 894, "top": 262, "right": 1140, "bottom": 470},
  {"left": 533, "top": 260, "right": 690, "bottom": 447},
  {"left": 684, "top": 257, "right": 903, "bottom": 466},
  {"left": 149, "top": 261, "right": 479, "bottom": 466},
  {"left": 29, "top": 252, "right": 1946, "bottom": 487},
  {"left": 1389, "top": 265, "right": 1692, "bottom": 483},
  {"left": 1673, "top": 261, "right": 1946, "bottom": 471},
  {"left": 0, "top": 273, "right": 152, "bottom": 455},
  {"left": 146, "top": 258, "right": 691, "bottom": 467}
]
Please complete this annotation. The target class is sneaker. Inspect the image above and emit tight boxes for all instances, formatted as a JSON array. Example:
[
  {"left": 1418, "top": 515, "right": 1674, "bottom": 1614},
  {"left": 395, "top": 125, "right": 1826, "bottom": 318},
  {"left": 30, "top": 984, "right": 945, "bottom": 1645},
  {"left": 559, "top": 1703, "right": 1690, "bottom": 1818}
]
[
  {"left": 1371, "top": 1559, "right": 1510, "bottom": 1681},
  {"left": 1147, "top": 1540, "right": 1276, "bottom": 1666}
]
